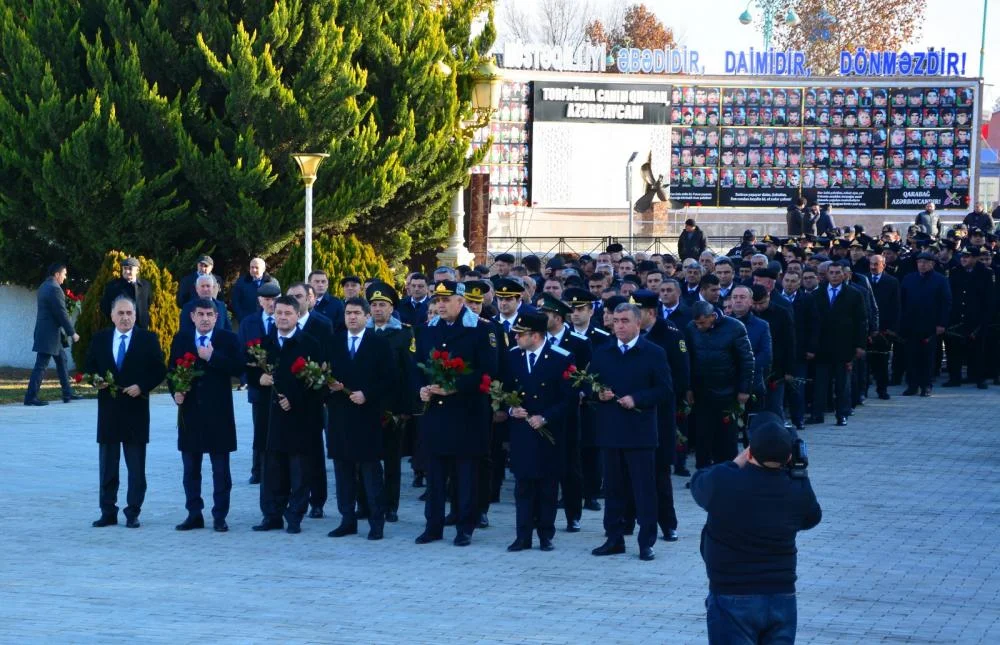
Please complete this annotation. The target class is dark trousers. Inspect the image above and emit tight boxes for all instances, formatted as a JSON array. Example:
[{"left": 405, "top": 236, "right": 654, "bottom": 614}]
[
  {"left": 890, "top": 339, "right": 907, "bottom": 384},
  {"left": 694, "top": 397, "right": 738, "bottom": 469},
  {"left": 560, "top": 409, "right": 583, "bottom": 523},
  {"left": 813, "top": 362, "right": 850, "bottom": 420},
  {"left": 905, "top": 334, "right": 936, "bottom": 388},
  {"left": 98, "top": 442, "right": 146, "bottom": 519},
  {"left": 946, "top": 334, "right": 986, "bottom": 384},
  {"left": 655, "top": 442, "right": 677, "bottom": 535},
  {"left": 307, "top": 433, "right": 328, "bottom": 511},
  {"left": 382, "top": 419, "right": 405, "bottom": 513},
  {"left": 706, "top": 592, "right": 797, "bottom": 644},
  {"left": 581, "top": 445, "right": 603, "bottom": 499},
  {"left": 334, "top": 459, "right": 384, "bottom": 529},
  {"left": 261, "top": 451, "right": 310, "bottom": 525},
  {"left": 602, "top": 448, "right": 656, "bottom": 549},
  {"left": 764, "top": 380, "right": 785, "bottom": 420},
  {"left": 250, "top": 398, "right": 270, "bottom": 477},
  {"left": 850, "top": 356, "right": 867, "bottom": 405},
  {"left": 477, "top": 424, "right": 498, "bottom": 514},
  {"left": 870, "top": 339, "right": 891, "bottom": 394},
  {"left": 425, "top": 455, "right": 478, "bottom": 537},
  {"left": 787, "top": 362, "right": 808, "bottom": 427},
  {"left": 488, "top": 425, "right": 507, "bottom": 505},
  {"left": 181, "top": 451, "right": 231, "bottom": 521},
  {"left": 25, "top": 350, "right": 73, "bottom": 402},
  {"left": 514, "top": 476, "right": 558, "bottom": 543}
]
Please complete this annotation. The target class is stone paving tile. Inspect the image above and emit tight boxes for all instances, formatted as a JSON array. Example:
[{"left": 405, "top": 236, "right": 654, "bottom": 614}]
[{"left": 1, "top": 384, "right": 999, "bottom": 643}]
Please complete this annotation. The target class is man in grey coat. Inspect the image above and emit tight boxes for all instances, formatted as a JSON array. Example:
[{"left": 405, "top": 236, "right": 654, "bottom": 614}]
[{"left": 24, "top": 263, "right": 80, "bottom": 406}]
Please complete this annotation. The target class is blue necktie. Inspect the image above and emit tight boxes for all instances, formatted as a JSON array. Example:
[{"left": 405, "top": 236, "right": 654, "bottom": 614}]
[
  {"left": 278, "top": 336, "right": 285, "bottom": 349},
  {"left": 199, "top": 335, "right": 208, "bottom": 347},
  {"left": 503, "top": 320, "right": 511, "bottom": 333},
  {"left": 350, "top": 336, "right": 358, "bottom": 358},
  {"left": 621, "top": 344, "right": 628, "bottom": 355},
  {"left": 266, "top": 317, "right": 274, "bottom": 335},
  {"left": 528, "top": 352, "right": 536, "bottom": 373},
  {"left": 116, "top": 335, "right": 126, "bottom": 370}
]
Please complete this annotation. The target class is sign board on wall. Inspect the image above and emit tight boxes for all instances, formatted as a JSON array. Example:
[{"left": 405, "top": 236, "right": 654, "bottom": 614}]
[{"left": 533, "top": 82, "right": 672, "bottom": 125}]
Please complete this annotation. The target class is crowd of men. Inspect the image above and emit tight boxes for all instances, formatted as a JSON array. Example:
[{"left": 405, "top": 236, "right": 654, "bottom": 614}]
[{"left": 24, "top": 201, "right": 996, "bottom": 562}]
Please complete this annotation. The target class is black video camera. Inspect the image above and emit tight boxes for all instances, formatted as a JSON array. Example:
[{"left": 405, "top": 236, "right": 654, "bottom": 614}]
[{"left": 788, "top": 438, "right": 808, "bottom": 479}]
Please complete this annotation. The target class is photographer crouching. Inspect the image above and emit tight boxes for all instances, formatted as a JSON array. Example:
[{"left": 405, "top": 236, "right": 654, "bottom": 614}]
[{"left": 690, "top": 416, "right": 821, "bottom": 643}]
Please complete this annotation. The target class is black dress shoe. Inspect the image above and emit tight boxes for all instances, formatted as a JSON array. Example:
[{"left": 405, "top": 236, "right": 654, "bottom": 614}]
[
  {"left": 592, "top": 540, "right": 626, "bottom": 556},
  {"left": 175, "top": 515, "right": 205, "bottom": 531},
  {"left": 125, "top": 517, "right": 140, "bottom": 529},
  {"left": 308, "top": 507, "right": 324, "bottom": 519},
  {"left": 385, "top": 511, "right": 399, "bottom": 523},
  {"left": 412, "top": 475, "right": 425, "bottom": 488},
  {"left": 566, "top": 519, "right": 581, "bottom": 533},
  {"left": 414, "top": 531, "right": 442, "bottom": 544},
  {"left": 214, "top": 520, "right": 229, "bottom": 533},
  {"left": 584, "top": 499, "right": 602, "bottom": 511},
  {"left": 92, "top": 516, "right": 117, "bottom": 527},
  {"left": 978, "top": 382, "right": 990, "bottom": 390},
  {"left": 285, "top": 523, "right": 301, "bottom": 534},
  {"left": 478, "top": 513, "right": 489, "bottom": 529},
  {"left": 663, "top": 529, "right": 678, "bottom": 542},
  {"left": 507, "top": 539, "right": 531, "bottom": 552},
  {"left": 539, "top": 539, "right": 554, "bottom": 552},
  {"left": 453, "top": 533, "right": 472, "bottom": 547},
  {"left": 63, "top": 394, "right": 83, "bottom": 402},
  {"left": 367, "top": 528, "right": 383, "bottom": 540},
  {"left": 901, "top": 387, "right": 918, "bottom": 396},
  {"left": 639, "top": 546, "right": 655, "bottom": 561},
  {"left": 920, "top": 388, "right": 932, "bottom": 397},
  {"left": 877, "top": 391, "right": 891, "bottom": 400},
  {"left": 805, "top": 417, "right": 824, "bottom": 425},
  {"left": 328, "top": 523, "right": 358, "bottom": 538},
  {"left": 251, "top": 519, "right": 283, "bottom": 531},
  {"left": 248, "top": 474, "right": 260, "bottom": 485},
  {"left": 673, "top": 466, "right": 691, "bottom": 477},
  {"left": 443, "top": 513, "right": 458, "bottom": 526},
  {"left": 835, "top": 417, "right": 847, "bottom": 427},
  {"left": 23, "top": 399, "right": 49, "bottom": 407}
]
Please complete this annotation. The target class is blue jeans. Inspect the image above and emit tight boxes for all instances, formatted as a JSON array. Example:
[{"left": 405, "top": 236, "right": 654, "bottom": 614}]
[{"left": 706, "top": 592, "right": 796, "bottom": 644}]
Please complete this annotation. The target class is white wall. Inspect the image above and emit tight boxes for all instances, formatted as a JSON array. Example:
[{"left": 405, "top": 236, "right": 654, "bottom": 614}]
[{"left": 0, "top": 285, "right": 77, "bottom": 369}]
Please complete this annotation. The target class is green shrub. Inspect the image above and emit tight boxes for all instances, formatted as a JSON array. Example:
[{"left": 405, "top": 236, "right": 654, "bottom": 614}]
[{"left": 275, "top": 233, "right": 397, "bottom": 297}]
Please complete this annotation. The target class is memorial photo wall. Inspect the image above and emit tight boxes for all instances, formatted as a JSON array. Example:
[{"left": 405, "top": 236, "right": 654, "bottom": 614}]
[
  {"left": 668, "top": 83, "right": 975, "bottom": 209},
  {"left": 472, "top": 80, "right": 532, "bottom": 208}
]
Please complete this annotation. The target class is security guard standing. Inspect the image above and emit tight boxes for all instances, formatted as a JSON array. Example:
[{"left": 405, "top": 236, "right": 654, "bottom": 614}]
[
  {"left": 535, "top": 292, "right": 591, "bottom": 532},
  {"left": 500, "top": 312, "right": 575, "bottom": 552},
  {"left": 415, "top": 281, "right": 498, "bottom": 547},
  {"left": 944, "top": 247, "right": 995, "bottom": 389}
]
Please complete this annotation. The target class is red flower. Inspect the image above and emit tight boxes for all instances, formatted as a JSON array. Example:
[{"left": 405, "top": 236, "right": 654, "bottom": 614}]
[
  {"left": 722, "top": 415, "right": 731, "bottom": 425},
  {"left": 478, "top": 376, "right": 492, "bottom": 394},
  {"left": 175, "top": 357, "right": 186, "bottom": 366},
  {"left": 247, "top": 338, "right": 261, "bottom": 347},
  {"left": 562, "top": 370, "right": 571, "bottom": 380},
  {"left": 65, "top": 289, "right": 74, "bottom": 299},
  {"left": 183, "top": 352, "right": 197, "bottom": 362},
  {"left": 74, "top": 372, "right": 84, "bottom": 384},
  {"left": 291, "top": 356, "right": 307, "bottom": 374},
  {"left": 450, "top": 357, "right": 465, "bottom": 371},
  {"left": 432, "top": 350, "right": 442, "bottom": 360},
  {"left": 568, "top": 365, "right": 577, "bottom": 373},
  {"left": 440, "top": 351, "right": 450, "bottom": 361},
  {"left": 768, "top": 381, "right": 778, "bottom": 391}
]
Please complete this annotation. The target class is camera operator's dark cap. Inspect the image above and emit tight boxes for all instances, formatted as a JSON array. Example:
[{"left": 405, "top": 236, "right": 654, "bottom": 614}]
[
  {"left": 257, "top": 282, "right": 281, "bottom": 297},
  {"left": 750, "top": 421, "right": 793, "bottom": 464}
]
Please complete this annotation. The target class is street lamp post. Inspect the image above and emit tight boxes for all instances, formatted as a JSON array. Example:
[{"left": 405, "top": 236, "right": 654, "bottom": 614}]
[
  {"left": 437, "top": 59, "right": 502, "bottom": 269},
  {"left": 291, "top": 152, "right": 330, "bottom": 281},
  {"left": 739, "top": 1, "right": 800, "bottom": 50}
]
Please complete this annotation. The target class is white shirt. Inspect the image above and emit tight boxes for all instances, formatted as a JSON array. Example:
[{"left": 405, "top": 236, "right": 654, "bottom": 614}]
[
  {"left": 348, "top": 328, "right": 366, "bottom": 353},
  {"left": 499, "top": 314, "right": 518, "bottom": 329},
  {"left": 276, "top": 330, "right": 295, "bottom": 347},
  {"left": 112, "top": 329, "right": 133, "bottom": 360},
  {"left": 525, "top": 343, "right": 545, "bottom": 373},
  {"left": 298, "top": 311, "right": 311, "bottom": 329},
  {"left": 547, "top": 327, "right": 566, "bottom": 346},
  {"left": 827, "top": 284, "right": 841, "bottom": 302},
  {"left": 618, "top": 335, "right": 639, "bottom": 353},
  {"left": 194, "top": 330, "right": 214, "bottom": 346}
]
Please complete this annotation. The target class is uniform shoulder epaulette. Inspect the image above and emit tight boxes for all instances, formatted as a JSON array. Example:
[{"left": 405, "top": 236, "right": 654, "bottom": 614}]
[
  {"left": 550, "top": 344, "right": 571, "bottom": 357},
  {"left": 593, "top": 327, "right": 611, "bottom": 336},
  {"left": 401, "top": 322, "right": 411, "bottom": 328},
  {"left": 479, "top": 316, "right": 493, "bottom": 324},
  {"left": 570, "top": 330, "right": 588, "bottom": 341},
  {"left": 509, "top": 346, "right": 520, "bottom": 352}
]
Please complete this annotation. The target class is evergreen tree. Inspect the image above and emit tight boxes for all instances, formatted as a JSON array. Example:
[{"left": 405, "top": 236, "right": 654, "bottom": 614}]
[
  {"left": 0, "top": 0, "right": 494, "bottom": 284},
  {"left": 274, "top": 233, "right": 397, "bottom": 297}
]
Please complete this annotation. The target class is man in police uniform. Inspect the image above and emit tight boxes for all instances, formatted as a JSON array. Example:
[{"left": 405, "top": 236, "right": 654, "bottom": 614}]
[
  {"left": 535, "top": 293, "right": 590, "bottom": 532},
  {"left": 494, "top": 277, "right": 527, "bottom": 342},
  {"left": 415, "top": 281, "right": 498, "bottom": 546},
  {"left": 500, "top": 312, "right": 575, "bottom": 552},
  {"left": 563, "top": 287, "right": 611, "bottom": 510},
  {"left": 365, "top": 282, "right": 418, "bottom": 522},
  {"left": 944, "top": 247, "right": 994, "bottom": 389}
]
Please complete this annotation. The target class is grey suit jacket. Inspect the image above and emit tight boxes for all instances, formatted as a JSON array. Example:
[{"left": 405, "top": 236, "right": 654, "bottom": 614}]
[{"left": 32, "top": 277, "right": 75, "bottom": 355}]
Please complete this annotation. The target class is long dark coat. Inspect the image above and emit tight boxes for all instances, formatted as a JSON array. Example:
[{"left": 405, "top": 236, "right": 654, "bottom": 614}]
[
  {"left": 326, "top": 329, "right": 393, "bottom": 462},
  {"left": 84, "top": 327, "right": 165, "bottom": 444}
]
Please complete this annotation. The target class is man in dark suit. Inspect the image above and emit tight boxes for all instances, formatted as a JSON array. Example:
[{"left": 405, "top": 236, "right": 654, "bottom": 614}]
[
  {"left": 365, "top": 282, "right": 418, "bottom": 523},
  {"left": 230, "top": 257, "right": 280, "bottom": 325},
  {"left": 177, "top": 255, "right": 223, "bottom": 308},
  {"left": 100, "top": 257, "right": 152, "bottom": 329},
  {"left": 590, "top": 302, "right": 672, "bottom": 562},
  {"left": 309, "top": 270, "right": 345, "bottom": 329},
  {"left": 236, "top": 281, "right": 281, "bottom": 484},
  {"left": 84, "top": 296, "right": 166, "bottom": 528},
  {"left": 900, "top": 252, "right": 951, "bottom": 396},
  {"left": 25, "top": 263, "right": 79, "bottom": 406},
  {"left": 396, "top": 272, "right": 430, "bottom": 327},
  {"left": 249, "top": 295, "right": 325, "bottom": 534},
  {"left": 535, "top": 292, "right": 590, "bottom": 532},
  {"left": 167, "top": 299, "right": 244, "bottom": 532},
  {"left": 867, "top": 255, "right": 901, "bottom": 399},
  {"left": 944, "top": 247, "right": 995, "bottom": 389},
  {"left": 179, "top": 275, "right": 232, "bottom": 334},
  {"left": 779, "top": 271, "right": 819, "bottom": 429},
  {"left": 326, "top": 297, "right": 394, "bottom": 540},
  {"left": 751, "top": 285, "right": 795, "bottom": 420},
  {"left": 659, "top": 278, "right": 693, "bottom": 329},
  {"left": 286, "top": 281, "right": 335, "bottom": 517},
  {"left": 500, "top": 312, "right": 574, "bottom": 552},
  {"left": 809, "top": 263, "right": 867, "bottom": 426},
  {"left": 414, "top": 281, "right": 498, "bottom": 547}
]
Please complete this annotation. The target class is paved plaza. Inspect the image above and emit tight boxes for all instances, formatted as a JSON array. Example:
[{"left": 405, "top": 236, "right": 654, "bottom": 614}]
[{"left": 1, "top": 385, "right": 999, "bottom": 644}]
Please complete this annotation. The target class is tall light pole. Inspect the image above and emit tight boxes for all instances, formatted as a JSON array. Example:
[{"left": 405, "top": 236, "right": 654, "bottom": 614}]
[
  {"left": 291, "top": 152, "right": 329, "bottom": 281},
  {"left": 980, "top": 0, "right": 990, "bottom": 78},
  {"left": 626, "top": 151, "right": 638, "bottom": 255},
  {"left": 739, "top": 1, "right": 800, "bottom": 51}
]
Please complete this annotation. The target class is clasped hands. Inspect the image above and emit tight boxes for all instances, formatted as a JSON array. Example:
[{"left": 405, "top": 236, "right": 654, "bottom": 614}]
[
  {"left": 419, "top": 384, "right": 455, "bottom": 402},
  {"left": 597, "top": 389, "right": 636, "bottom": 410}
]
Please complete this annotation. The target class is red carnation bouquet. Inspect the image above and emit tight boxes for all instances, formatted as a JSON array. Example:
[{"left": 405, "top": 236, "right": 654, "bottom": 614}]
[
  {"left": 167, "top": 352, "right": 203, "bottom": 394},
  {"left": 74, "top": 370, "right": 119, "bottom": 398},
  {"left": 480, "top": 375, "right": 554, "bottom": 444},
  {"left": 417, "top": 349, "right": 473, "bottom": 410},
  {"left": 290, "top": 356, "right": 330, "bottom": 390},
  {"left": 245, "top": 338, "right": 273, "bottom": 375},
  {"left": 65, "top": 288, "right": 84, "bottom": 318}
]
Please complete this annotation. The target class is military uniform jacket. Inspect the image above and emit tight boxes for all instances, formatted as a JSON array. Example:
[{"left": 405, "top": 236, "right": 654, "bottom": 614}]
[
  {"left": 644, "top": 319, "right": 690, "bottom": 399},
  {"left": 368, "top": 320, "right": 419, "bottom": 415},
  {"left": 245, "top": 331, "right": 324, "bottom": 455},
  {"left": 84, "top": 327, "right": 166, "bottom": 444},
  {"left": 501, "top": 344, "right": 574, "bottom": 479},
  {"left": 588, "top": 337, "right": 672, "bottom": 449},
  {"left": 168, "top": 329, "right": 243, "bottom": 454},
  {"left": 948, "top": 265, "right": 995, "bottom": 332},
  {"left": 415, "top": 308, "right": 499, "bottom": 457},
  {"left": 581, "top": 324, "right": 613, "bottom": 348},
  {"left": 326, "top": 329, "right": 393, "bottom": 462}
]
